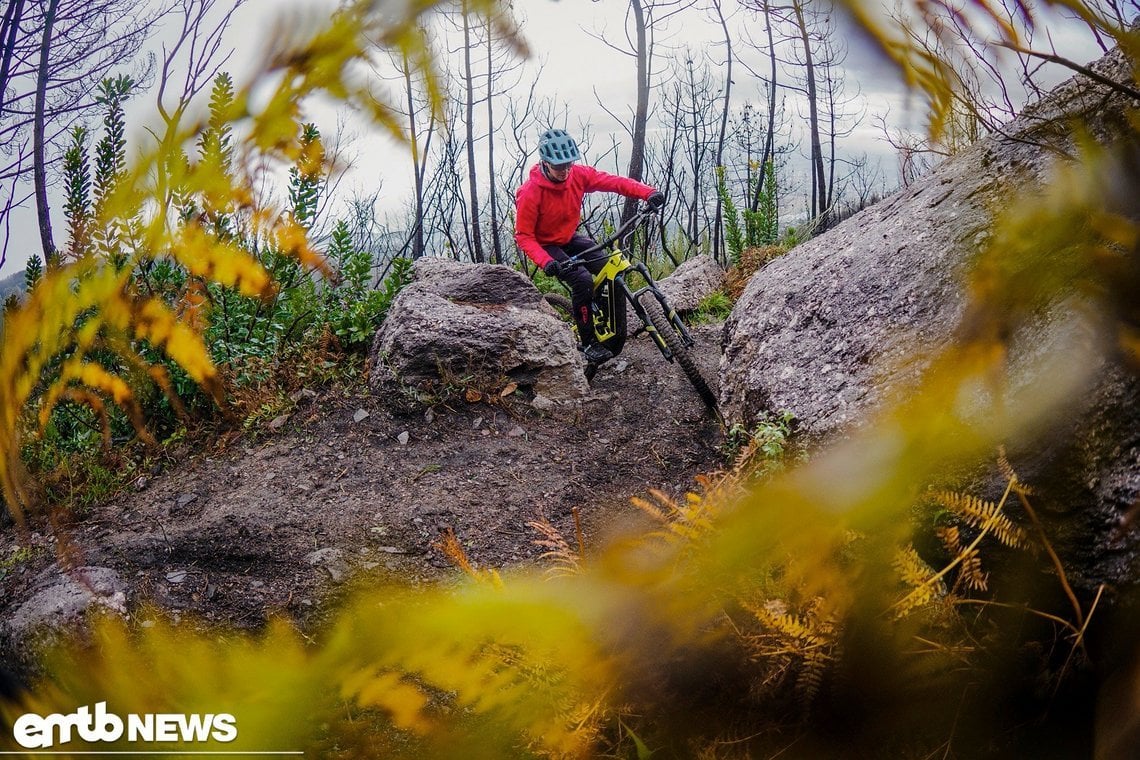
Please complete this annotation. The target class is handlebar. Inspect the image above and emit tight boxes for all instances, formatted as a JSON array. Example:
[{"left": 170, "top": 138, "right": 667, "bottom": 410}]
[{"left": 565, "top": 206, "right": 657, "bottom": 266}]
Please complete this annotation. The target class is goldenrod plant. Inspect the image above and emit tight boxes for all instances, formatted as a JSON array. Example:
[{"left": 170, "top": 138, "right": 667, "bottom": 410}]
[{"left": 1, "top": 0, "right": 1138, "bottom": 757}]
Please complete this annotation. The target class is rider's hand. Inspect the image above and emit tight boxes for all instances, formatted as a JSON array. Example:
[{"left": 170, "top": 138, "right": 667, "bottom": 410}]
[
  {"left": 647, "top": 191, "right": 666, "bottom": 210},
  {"left": 543, "top": 259, "right": 568, "bottom": 278}
]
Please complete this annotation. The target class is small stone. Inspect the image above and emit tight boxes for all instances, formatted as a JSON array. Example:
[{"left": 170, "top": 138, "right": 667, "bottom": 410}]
[
  {"left": 507, "top": 425, "right": 526, "bottom": 438},
  {"left": 305, "top": 549, "right": 348, "bottom": 583},
  {"left": 175, "top": 493, "right": 198, "bottom": 509},
  {"left": 424, "top": 408, "right": 435, "bottom": 423},
  {"left": 472, "top": 416, "right": 483, "bottom": 430},
  {"left": 614, "top": 359, "right": 630, "bottom": 373},
  {"left": 397, "top": 431, "right": 411, "bottom": 445},
  {"left": 353, "top": 409, "right": 370, "bottom": 423},
  {"left": 268, "top": 414, "right": 290, "bottom": 430},
  {"left": 165, "top": 570, "right": 188, "bottom": 584}
]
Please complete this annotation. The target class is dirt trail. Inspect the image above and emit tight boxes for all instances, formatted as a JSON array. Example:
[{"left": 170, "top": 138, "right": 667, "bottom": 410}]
[{"left": 1, "top": 324, "right": 726, "bottom": 642}]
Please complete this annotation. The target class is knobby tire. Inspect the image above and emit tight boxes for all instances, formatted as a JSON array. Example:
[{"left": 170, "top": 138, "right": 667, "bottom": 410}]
[{"left": 637, "top": 294, "right": 719, "bottom": 412}]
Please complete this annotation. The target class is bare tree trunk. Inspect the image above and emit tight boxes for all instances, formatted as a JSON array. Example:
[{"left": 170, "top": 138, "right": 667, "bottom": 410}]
[
  {"left": 711, "top": 0, "right": 732, "bottom": 266},
  {"left": 751, "top": 0, "right": 778, "bottom": 214},
  {"left": 0, "top": 0, "right": 26, "bottom": 113},
  {"left": 687, "top": 61, "right": 700, "bottom": 251},
  {"left": 485, "top": 17, "right": 502, "bottom": 265},
  {"left": 403, "top": 53, "right": 425, "bottom": 259},
  {"left": 461, "top": 1, "right": 484, "bottom": 263},
  {"left": 792, "top": 0, "right": 827, "bottom": 227},
  {"left": 34, "top": 0, "right": 61, "bottom": 261},
  {"left": 621, "top": 0, "right": 649, "bottom": 226}
]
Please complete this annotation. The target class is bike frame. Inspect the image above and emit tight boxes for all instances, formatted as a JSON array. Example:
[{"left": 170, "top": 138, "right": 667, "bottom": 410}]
[{"left": 563, "top": 210, "right": 698, "bottom": 363}]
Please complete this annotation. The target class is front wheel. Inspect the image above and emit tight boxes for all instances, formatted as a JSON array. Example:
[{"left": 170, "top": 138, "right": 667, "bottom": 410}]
[{"left": 637, "top": 294, "right": 719, "bottom": 412}]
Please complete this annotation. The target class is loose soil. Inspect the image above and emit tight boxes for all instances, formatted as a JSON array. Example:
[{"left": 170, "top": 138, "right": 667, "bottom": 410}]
[{"left": 0, "top": 325, "right": 725, "bottom": 659}]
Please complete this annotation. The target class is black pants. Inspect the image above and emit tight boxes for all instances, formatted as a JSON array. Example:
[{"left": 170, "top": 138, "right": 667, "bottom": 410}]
[{"left": 544, "top": 234, "right": 607, "bottom": 345}]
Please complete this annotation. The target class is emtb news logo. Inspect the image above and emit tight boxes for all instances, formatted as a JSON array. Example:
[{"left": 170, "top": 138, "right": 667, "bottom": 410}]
[{"left": 12, "top": 701, "right": 237, "bottom": 749}]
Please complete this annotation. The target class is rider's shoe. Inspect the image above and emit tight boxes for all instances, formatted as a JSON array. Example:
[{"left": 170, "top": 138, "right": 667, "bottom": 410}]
[{"left": 582, "top": 342, "right": 614, "bottom": 365}]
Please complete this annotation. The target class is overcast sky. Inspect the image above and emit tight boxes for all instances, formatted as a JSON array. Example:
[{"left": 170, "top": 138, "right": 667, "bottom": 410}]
[{"left": 0, "top": 0, "right": 1113, "bottom": 279}]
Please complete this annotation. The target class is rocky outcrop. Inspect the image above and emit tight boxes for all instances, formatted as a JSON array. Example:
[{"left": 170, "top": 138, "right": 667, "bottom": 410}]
[
  {"left": 2, "top": 566, "right": 126, "bottom": 645},
  {"left": 625, "top": 254, "right": 725, "bottom": 337},
  {"left": 719, "top": 47, "right": 1139, "bottom": 586},
  {"left": 371, "top": 258, "right": 590, "bottom": 403},
  {"left": 720, "top": 46, "right": 1136, "bottom": 438},
  {"left": 657, "top": 255, "right": 725, "bottom": 313}
]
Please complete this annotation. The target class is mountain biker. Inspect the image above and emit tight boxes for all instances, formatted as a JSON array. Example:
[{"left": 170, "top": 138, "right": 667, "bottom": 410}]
[{"left": 515, "top": 128, "right": 666, "bottom": 365}]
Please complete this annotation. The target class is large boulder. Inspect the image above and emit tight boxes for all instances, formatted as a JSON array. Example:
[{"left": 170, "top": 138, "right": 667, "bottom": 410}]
[
  {"left": 371, "top": 259, "right": 590, "bottom": 403},
  {"left": 657, "top": 254, "right": 725, "bottom": 312},
  {"left": 720, "top": 45, "right": 1136, "bottom": 438},
  {"left": 719, "top": 47, "right": 1139, "bottom": 587},
  {"left": 626, "top": 254, "right": 725, "bottom": 337}
]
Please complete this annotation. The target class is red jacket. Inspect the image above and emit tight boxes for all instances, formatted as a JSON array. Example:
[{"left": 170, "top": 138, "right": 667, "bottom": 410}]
[{"left": 514, "top": 163, "right": 655, "bottom": 268}]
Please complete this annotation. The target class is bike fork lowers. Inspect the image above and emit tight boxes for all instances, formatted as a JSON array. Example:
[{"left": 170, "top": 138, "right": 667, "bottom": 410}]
[{"left": 620, "top": 277, "right": 695, "bottom": 360}]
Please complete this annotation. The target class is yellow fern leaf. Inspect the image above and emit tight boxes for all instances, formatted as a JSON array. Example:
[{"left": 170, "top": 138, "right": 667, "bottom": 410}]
[
  {"left": 342, "top": 668, "right": 432, "bottom": 734},
  {"left": 170, "top": 223, "right": 272, "bottom": 298},
  {"left": 894, "top": 545, "right": 939, "bottom": 591},
  {"left": 937, "top": 525, "right": 962, "bottom": 555},
  {"left": 132, "top": 298, "right": 221, "bottom": 397},
  {"left": 933, "top": 490, "right": 1031, "bottom": 550},
  {"left": 959, "top": 549, "right": 989, "bottom": 592}
]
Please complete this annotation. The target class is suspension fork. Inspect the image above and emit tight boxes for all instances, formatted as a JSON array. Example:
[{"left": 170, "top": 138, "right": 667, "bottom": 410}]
[{"left": 618, "top": 264, "right": 696, "bottom": 357}]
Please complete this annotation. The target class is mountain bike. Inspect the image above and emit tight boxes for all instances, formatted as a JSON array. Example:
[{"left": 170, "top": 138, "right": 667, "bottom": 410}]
[{"left": 542, "top": 207, "right": 719, "bottom": 412}]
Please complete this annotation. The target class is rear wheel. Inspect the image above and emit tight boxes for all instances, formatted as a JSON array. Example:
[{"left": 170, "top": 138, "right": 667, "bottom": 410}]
[
  {"left": 637, "top": 294, "right": 719, "bottom": 412},
  {"left": 543, "top": 292, "right": 573, "bottom": 315}
]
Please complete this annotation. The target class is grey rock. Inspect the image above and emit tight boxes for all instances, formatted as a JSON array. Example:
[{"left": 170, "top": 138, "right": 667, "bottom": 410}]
[
  {"left": 268, "top": 413, "right": 290, "bottom": 430},
  {"left": 370, "top": 259, "right": 589, "bottom": 402},
  {"left": 656, "top": 254, "right": 725, "bottom": 313},
  {"left": 397, "top": 431, "right": 410, "bottom": 446},
  {"left": 353, "top": 408, "right": 370, "bottom": 423},
  {"left": 719, "top": 46, "right": 1140, "bottom": 588},
  {"left": 627, "top": 255, "right": 725, "bottom": 336},
  {"left": 290, "top": 388, "right": 317, "bottom": 403},
  {"left": 3, "top": 566, "right": 127, "bottom": 643},
  {"left": 305, "top": 548, "right": 349, "bottom": 583}
]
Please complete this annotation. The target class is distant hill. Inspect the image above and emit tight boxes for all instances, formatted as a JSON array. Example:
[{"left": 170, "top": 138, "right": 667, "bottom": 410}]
[
  {"left": 0, "top": 270, "right": 23, "bottom": 301},
  {"left": 0, "top": 269, "right": 25, "bottom": 328}
]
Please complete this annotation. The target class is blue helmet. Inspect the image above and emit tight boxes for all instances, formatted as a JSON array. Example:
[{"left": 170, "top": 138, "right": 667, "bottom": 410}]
[{"left": 538, "top": 129, "right": 581, "bottom": 164}]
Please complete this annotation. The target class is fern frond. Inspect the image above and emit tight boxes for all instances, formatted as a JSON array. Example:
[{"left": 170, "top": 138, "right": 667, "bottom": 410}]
[
  {"left": 958, "top": 548, "right": 989, "bottom": 592},
  {"left": 936, "top": 525, "right": 989, "bottom": 592},
  {"left": 892, "top": 546, "right": 947, "bottom": 617},
  {"left": 527, "top": 514, "right": 582, "bottom": 579},
  {"left": 894, "top": 545, "right": 941, "bottom": 592},
  {"left": 937, "top": 525, "right": 962, "bottom": 555},
  {"left": 998, "top": 446, "right": 1036, "bottom": 495},
  {"left": 340, "top": 666, "right": 432, "bottom": 734},
  {"left": 796, "top": 648, "right": 829, "bottom": 710},
  {"left": 933, "top": 490, "right": 1031, "bottom": 550},
  {"left": 630, "top": 496, "right": 667, "bottom": 523},
  {"left": 431, "top": 527, "right": 501, "bottom": 587}
]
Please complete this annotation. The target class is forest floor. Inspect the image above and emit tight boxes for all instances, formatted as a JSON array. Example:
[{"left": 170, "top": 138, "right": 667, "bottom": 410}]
[{"left": 0, "top": 323, "right": 726, "bottom": 660}]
